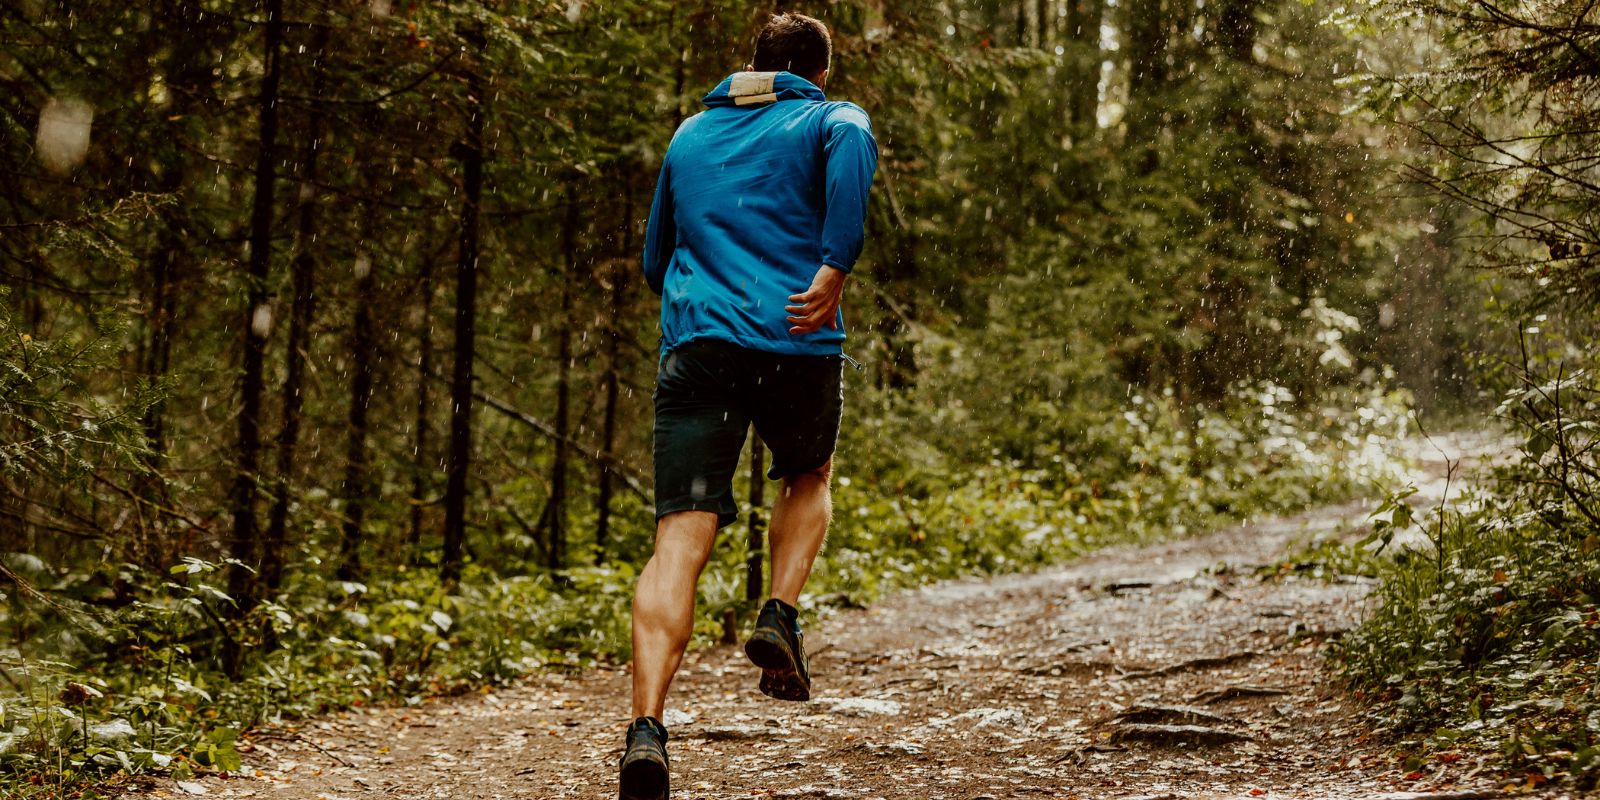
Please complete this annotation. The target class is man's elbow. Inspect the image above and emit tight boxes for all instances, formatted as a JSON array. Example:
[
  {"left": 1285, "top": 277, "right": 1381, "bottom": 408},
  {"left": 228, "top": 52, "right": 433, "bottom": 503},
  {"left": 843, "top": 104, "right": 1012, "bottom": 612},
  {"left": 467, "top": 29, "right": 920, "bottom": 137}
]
[{"left": 641, "top": 258, "right": 664, "bottom": 296}]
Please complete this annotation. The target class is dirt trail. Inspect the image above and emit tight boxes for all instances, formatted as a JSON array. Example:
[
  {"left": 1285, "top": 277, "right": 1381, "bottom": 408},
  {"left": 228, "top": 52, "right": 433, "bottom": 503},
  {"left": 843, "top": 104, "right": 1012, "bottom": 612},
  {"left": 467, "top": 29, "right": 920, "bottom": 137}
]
[{"left": 132, "top": 436, "right": 1517, "bottom": 800}]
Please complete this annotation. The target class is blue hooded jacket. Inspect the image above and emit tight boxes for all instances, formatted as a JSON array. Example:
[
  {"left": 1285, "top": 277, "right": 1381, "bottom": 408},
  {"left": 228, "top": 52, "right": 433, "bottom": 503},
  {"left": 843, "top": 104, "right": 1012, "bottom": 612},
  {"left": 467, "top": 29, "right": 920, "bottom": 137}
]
[{"left": 643, "top": 72, "right": 878, "bottom": 356}]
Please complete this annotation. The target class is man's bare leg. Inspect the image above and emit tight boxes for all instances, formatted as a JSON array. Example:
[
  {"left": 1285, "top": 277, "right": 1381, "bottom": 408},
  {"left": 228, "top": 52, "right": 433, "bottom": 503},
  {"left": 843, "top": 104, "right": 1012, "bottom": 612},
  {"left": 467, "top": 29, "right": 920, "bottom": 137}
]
[
  {"left": 767, "top": 459, "right": 832, "bottom": 604},
  {"left": 631, "top": 510, "right": 718, "bottom": 720}
]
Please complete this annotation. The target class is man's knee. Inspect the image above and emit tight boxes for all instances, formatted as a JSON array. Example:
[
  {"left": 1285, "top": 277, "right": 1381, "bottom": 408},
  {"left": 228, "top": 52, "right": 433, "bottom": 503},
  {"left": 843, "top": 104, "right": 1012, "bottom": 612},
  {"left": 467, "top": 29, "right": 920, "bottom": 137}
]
[{"left": 653, "top": 510, "right": 718, "bottom": 561}]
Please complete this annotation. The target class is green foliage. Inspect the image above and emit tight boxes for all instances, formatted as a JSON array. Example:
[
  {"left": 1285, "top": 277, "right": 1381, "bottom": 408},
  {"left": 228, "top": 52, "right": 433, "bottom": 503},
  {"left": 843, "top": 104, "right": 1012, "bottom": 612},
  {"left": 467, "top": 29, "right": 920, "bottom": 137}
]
[
  {"left": 0, "top": 378, "right": 1410, "bottom": 787},
  {"left": 0, "top": 290, "right": 159, "bottom": 482},
  {"left": 1327, "top": 0, "right": 1600, "bottom": 782},
  {"left": 809, "top": 375, "right": 1412, "bottom": 601},
  {"left": 1336, "top": 359, "right": 1600, "bottom": 788},
  {"left": 0, "top": 553, "right": 638, "bottom": 781},
  {"left": 0, "top": 0, "right": 1481, "bottom": 794},
  {"left": 1350, "top": 0, "right": 1599, "bottom": 313},
  {"left": 1364, "top": 483, "right": 1418, "bottom": 553}
]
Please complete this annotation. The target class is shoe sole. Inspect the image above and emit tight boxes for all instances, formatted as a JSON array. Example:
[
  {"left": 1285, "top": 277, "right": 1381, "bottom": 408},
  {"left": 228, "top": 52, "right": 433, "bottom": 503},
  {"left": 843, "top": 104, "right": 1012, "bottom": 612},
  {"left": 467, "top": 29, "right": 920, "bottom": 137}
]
[
  {"left": 744, "top": 629, "right": 810, "bottom": 702},
  {"left": 619, "top": 752, "right": 668, "bottom": 800}
]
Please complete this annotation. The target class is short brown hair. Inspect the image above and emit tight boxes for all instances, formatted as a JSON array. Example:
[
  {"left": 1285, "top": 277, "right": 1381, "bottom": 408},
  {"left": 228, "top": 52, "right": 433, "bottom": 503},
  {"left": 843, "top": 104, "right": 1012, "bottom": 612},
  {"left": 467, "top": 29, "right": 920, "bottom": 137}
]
[{"left": 752, "top": 13, "right": 831, "bottom": 77}]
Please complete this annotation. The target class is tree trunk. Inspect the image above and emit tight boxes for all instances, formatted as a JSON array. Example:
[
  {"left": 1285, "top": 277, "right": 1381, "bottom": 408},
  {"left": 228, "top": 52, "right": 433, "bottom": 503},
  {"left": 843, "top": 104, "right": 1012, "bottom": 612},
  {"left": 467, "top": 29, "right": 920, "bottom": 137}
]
[
  {"left": 870, "top": 174, "right": 921, "bottom": 391},
  {"left": 1066, "top": 0, "right": 1104, "bottom": 135},
  {"left": 440, "top": 26, "right": 487, "bottom": 587},
  {"left": 593, "top": 334, "right": 619, "bottom": 565},
  {"left": 875, "top": 181, "right": 921, "bottom": 391},
  {"left": 262, "top": 20, "right": 329, "bottom": 597},
  {"left": 137, "top": 169, "right": 183, "bottom": 566},
  {"left": 745, "top": 436, "right": 766, "bottom": 605},
  {"left": 408, "top": 245, "right": 437, "bottom": 562},
  {"left": 1217, "top": 0, "right": 1258, "bottom": 62},
  {"left": 549, "top": 198, "right": 579, "bottom": 573},
  {"left": 875, "top": 263, "right": 918, "bottom": 390},
  {"left": 339, "top": 243, "right": 377, "bottom": 582},
  {"left": 1124, "top": 0, "right": 1167, "bottom": 172},
  {"left": 594, "top": 180, "right": 634, "bottom": 565},
  {"left": 227, "top": 0, "right": 285, "bottom": 638}
]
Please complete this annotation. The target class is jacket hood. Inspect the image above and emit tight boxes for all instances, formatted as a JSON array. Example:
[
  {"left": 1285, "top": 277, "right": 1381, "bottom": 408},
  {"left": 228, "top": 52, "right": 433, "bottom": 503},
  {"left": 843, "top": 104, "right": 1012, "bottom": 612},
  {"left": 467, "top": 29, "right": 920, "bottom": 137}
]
[{"left": 702, "top": 71, "right": 826, "bottom": 107}]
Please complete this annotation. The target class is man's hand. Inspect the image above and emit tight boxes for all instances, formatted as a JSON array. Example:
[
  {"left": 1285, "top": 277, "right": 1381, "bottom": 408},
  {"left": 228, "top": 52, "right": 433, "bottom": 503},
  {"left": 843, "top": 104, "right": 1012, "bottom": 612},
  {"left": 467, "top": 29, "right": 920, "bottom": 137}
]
[{"left": 785, "top": 265, "right": 848, "bottom": 335}]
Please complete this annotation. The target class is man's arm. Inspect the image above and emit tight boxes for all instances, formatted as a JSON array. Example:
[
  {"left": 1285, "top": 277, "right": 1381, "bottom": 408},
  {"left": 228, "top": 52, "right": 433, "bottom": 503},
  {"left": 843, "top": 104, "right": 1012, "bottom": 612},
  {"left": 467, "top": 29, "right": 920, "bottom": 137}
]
[
  {"left": 787, "top": 105, "right": 878, "bottom": 335},
  {"left": 642, "top": 157, "right": 674, "bottom": 296},
  {"left": 819, "top": 104, "right": 878, "bottom": 274}
]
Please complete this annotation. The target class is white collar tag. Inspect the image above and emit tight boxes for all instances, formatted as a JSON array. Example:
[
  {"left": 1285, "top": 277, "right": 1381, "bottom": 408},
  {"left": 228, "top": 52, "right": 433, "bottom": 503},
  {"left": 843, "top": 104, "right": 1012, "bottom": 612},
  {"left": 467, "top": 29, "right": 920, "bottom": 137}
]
[{"left": 729, "top": 72, "right": 779, "bottom": 105}]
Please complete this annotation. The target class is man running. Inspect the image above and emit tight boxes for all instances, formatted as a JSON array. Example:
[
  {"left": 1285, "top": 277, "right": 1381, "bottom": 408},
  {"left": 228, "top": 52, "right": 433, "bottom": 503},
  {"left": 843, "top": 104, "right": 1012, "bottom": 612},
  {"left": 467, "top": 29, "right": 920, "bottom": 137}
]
[{"left": 619, "top": 12, "right": 878, "bottom": 800}]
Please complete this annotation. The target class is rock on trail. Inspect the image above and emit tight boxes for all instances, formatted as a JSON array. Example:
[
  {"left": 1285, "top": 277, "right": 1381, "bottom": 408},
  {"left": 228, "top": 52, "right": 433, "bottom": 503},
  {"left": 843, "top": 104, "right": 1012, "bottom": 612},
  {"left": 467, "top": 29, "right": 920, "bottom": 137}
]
[{"left": 129, "top": 435, "right": 1515, "bottom": 799}]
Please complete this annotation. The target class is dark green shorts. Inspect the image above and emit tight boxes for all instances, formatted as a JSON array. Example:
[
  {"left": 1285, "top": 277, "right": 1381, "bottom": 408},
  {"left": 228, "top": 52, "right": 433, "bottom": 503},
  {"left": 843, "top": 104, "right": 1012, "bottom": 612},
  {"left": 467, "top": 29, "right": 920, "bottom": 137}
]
[{"left": 653, "top": 339, "right": 843, "bottom": 529}]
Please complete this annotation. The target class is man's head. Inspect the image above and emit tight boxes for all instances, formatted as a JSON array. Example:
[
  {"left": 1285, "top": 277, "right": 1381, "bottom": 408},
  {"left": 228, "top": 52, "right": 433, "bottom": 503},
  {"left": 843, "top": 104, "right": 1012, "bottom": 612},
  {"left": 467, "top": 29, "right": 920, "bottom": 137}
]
[{"left": 751, "top": 13, "right": 831, "bottom": 86}]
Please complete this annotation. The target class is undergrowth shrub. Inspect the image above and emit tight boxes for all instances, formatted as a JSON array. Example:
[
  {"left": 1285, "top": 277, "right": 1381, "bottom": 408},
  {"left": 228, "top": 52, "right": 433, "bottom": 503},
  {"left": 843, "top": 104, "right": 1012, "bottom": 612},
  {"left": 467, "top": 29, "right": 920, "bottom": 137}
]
[
  {"left": 1337, "top": 360, "right": 1600, "bottom": 789},
  {"left": 0, "top": 375, "right": 1410, "bottom": 792},
  {"left": 800, "top": 376, "right": 1411, "bottom": 602}
]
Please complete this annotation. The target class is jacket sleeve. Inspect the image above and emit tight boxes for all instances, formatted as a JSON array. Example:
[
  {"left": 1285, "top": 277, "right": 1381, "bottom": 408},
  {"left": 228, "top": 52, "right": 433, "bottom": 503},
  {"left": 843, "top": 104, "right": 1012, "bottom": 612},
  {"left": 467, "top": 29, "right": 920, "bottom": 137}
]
[
  {"left": 642, "top": 157, "right": 674, "bottom": 296},
  {"left": 819, "top": 103, "right": 879, "bottom": 274}
]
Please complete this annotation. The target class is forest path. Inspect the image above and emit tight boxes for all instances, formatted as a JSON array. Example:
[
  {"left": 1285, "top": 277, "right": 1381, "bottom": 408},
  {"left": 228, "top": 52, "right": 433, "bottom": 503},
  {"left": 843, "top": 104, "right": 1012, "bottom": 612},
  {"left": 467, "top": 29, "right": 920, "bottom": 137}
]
[{"left": 134, "top": 435, "right": 1510, "bottom": 800}]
